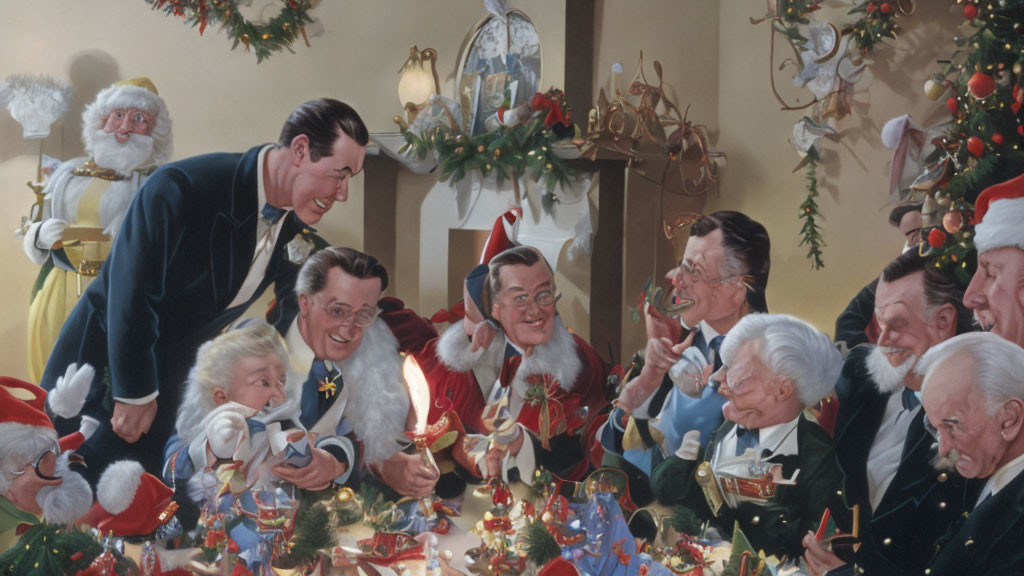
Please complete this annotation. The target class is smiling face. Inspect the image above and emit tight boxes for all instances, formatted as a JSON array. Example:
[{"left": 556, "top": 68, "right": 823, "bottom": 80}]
[
  {"left": 718, "top": 341, "right": 800, "bottom": 430},
  {"left": 670, "top": 229, "right": 747, "bottom": 330},
  {"left": 287, "top": 131, "right": 366, "bottom": 225},
  {"left": 491, "top": 261, "right": 556, "bottom": 349},
  {"left": 875, "top": 271, "right": 951, "bottom": 389},
  {"left": 297, "top": 266, "right": 382, "bottom": 362},
  {"left": 964, "top": 247, "right": 1024, "bottom": 344},
  {"left": 214, "top": 353, "right": 287, "bottom": 412}
]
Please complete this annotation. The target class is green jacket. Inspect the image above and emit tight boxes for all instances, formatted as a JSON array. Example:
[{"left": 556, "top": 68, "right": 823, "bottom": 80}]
[{"left": 651, "top": 414, "right": 840, "bottom": 560}]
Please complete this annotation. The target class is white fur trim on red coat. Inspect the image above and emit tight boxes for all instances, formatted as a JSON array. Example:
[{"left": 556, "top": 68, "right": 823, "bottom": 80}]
[{"left": 96, "top": 460, "right": 144, "bottom": 515}]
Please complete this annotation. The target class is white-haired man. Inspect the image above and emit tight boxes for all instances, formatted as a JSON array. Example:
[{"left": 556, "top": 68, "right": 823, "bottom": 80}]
[
  {"left": 963, "top": 172, "right": 1024, "bottom": 347},
  {"left": 917, "top": 332, "right": 1024, "bottom": 575},
  {"left": 650, "top": 313, "right": 842, "bottom": 560},
  {"left": 803, "top": 251, "right": 975, "bottom": 576},
  {"left": 22, "top": 77, "right": 173, "bottom": 383},
  {"left": 0, "top": 377, "right": 92, "bottom": 551}
]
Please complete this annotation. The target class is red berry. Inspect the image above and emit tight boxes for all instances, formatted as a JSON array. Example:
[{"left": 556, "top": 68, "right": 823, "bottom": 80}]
[
  {"left": 880, "top": 2, "right": 892, "bottom": 14},
  {"left": 946, "top": 97, "right": 959, "bottom": 115},
  {"left": 967, "top": 136, "right": 985, "bottom": 157},
  {"left": 993, "top": 133, "right": 1005, "bottom": 145},
  {"left": 964, "top": 4, "right": 978, "bottom": 19},
  {"left": 968, "top": 72, "right": 996, "bottom": 99},
  {"left": 928, "top": 228, "right": 947, "bottom": 249},
  {"left": 1018, "top": 125, "right": 1024, "bottom": 136},
  {"left": 867, "top": 2, "right": 877, "bottom": 12}
]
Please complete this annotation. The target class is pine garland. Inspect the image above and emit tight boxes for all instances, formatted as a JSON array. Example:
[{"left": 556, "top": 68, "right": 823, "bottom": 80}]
[
  {"left": 667, "top": 505, "right": 703, "bottom": 537},
  {"left": 519, "top": 519, "right": 560, "bottom": 567},
  {"left": 0, "top": 524, "right": 137, "bottom": 575},
  {"left": 289, "top": 501, "right": 338, "bottom": 565},
  {"left": 798, "top": 147, "right": 826, "bottom": 269},
  {"left": 150, "top": 0, "right": 314, "bottom": 63},
  {"left": 846, "top": 0, "right": 903, "bottom": 54}
]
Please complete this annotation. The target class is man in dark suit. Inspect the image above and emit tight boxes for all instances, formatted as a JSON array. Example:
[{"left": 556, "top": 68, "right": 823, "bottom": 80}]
[
  {"left": 601, "top": 211, "right": 772, "bottom": 505},
  {"left": 918, "top": 332, "right": 1024, "bottom": 576},
  {"left": 803, "top": 251, "right": 977, "bottom": 576},
  {"left": 650, "top": 313, "right": 843, "bottom": 561},
  {"left": 41, "top": 99, "right": 368, "bottom": 484}
]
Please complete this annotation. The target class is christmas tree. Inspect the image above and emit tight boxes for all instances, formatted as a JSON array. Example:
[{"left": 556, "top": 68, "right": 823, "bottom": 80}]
[{"left": 922, "top": 0, "right": 1024, "bottom": 283}]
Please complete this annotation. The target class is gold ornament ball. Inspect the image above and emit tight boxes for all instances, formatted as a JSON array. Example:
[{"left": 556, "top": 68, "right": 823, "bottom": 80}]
[
  {"left": 943, "top": 210, "right": 965, "bottom": 234},
  {"left": 1015, "top": 63, "right": 1023, "bottom": 75},
  {"left": 924, "top": 78, "right": 946, "bottom": 100}
]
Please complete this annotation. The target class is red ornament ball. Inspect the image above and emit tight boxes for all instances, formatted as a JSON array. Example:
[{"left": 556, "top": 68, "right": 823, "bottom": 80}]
[
  {"left": 993, "top": 133, "right": 1005, "bottom": 145},
  {"left": 967, "top": 136, "right": 985, "bottom": 157},
  {"left": 1019, "top": 125, "right": 1024, "bottom": 136},
  {"left": 880, "top": 2, "right": 892, "bottom": 14},
  {"left": 968, "top": 73, "right": 995, "bottom": 99},
  {"left": 943, "top": 211, "right": 965, "bottom": 234},
  {"left": 964, "top": 4, "right": 978, "bottom": 19},
  {"left": 946, "top": 97, "right": 959, "bottom": 115},
  {"left": 928, "top": 228, "right": 948, "bottom": 249},
  {"left": 867, "top": 2, "right": 877, "bottom": 12}
]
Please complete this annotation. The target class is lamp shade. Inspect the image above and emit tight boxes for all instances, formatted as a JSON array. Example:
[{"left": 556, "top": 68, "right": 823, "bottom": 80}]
[{"left": 398, "top": 46, "right": 439, "bottom": 107}]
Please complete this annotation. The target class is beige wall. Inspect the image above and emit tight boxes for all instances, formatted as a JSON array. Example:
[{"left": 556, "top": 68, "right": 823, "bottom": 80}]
[
  {"left": 0, "top": 1, "right": 963, "bottom": 379},
  {"left": 712, "top": 1, "right": 961, "bottom": 334},
  {"left": 0, "top": 0, "right": 563, "bottom": 380}
]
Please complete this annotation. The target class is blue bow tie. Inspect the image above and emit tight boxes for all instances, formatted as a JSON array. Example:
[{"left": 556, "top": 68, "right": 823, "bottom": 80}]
[
  {"left": 735, "top": 426, "right": 760, "bottom": 456},
  {"left": 261, "top": 202, "right": 288, "bottom": 224},
  {"left": 901, "top": 387, "right": 921, "bottom": 411}
]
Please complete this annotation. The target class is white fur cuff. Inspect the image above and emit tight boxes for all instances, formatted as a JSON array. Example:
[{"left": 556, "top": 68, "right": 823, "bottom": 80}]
[{"left": 97, "top": 460, "right": 145, "bottom": 514}]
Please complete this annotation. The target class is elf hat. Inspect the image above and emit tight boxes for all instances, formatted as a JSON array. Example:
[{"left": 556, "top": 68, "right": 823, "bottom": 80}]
[
  {"left": 479, "top": 207, "right": 521, "bottom": 265},
  {"left": 973, "top": 172, "right": 1024, "bottom": 253},
  {"left": 0, "top": 376, "right": 52, "bottom": 430},
  {"left": 77, "top": 460, "right": 177, "bottom": 537}
]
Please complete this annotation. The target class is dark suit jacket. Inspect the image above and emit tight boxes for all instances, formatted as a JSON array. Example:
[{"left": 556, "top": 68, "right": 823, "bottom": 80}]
[
  {"left": 832, "top": 345, "right": 975, "bottom": 575},
  {"left": 651, "top": 415, "right": 841, "bottom": 560},
  {"left": 926, "top": 468, "right": 1024, "bottom": 576},
  {"left": 42, "top": 145, "right": 304, "bottom": 482}
]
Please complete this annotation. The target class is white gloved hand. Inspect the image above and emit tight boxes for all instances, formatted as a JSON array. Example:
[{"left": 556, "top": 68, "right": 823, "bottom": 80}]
[
  {"left": 22, "top": 221, "right": 47, "bottom": 264},
  {"left": 36, "top": 218, "right": 67, "bottom": 249},
  {"left": 205, "top": 410, "right": 250, "bottom": 461},
  {"left": 674, "top": 429, "right": 702, "bottom": 461},
  {"left": 47, "top": 362, "right": 95, "bottom": 418}
]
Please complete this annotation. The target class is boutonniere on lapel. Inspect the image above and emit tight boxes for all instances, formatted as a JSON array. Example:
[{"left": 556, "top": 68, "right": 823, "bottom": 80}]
[
  {"left": 318, "top": 370, "right": 339, "bottom": 399},
  {"left": 523, "top": 374, "right": 568, "bottom": 450}
]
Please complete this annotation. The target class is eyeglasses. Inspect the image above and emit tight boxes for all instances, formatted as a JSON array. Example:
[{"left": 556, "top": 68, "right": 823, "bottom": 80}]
[
  {"left": 709, "top": 365, "right": 774, "bottom": 396},
  {"left": 502, "top": 289, "right": 561, "bottom": 310},
  {"left": 674, "top": 263, "right": 755, "bottom": 289},
  {"left": 924, "top": 416, "right": 962, "bottom": 443},
  {"left": 321, "top": 303, "right": 380, "bottom": 327},
  {"left": 11, "top": 447, "right": 60, "bottom": 482}
]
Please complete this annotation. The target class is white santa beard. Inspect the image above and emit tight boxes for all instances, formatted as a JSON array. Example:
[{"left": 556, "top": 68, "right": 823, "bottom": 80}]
[
  {"left": 90, "top": 131, "right": 156, "bottom": 174},
  {"left": 866, "top": 345, "right": 917, "bottom": 394},
  {"left": 35, "top": 454, "right": 93, "bottom": 524}
]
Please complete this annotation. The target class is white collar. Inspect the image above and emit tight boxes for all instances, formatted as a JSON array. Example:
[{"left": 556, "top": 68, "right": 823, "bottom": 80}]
[
  {"left": 699, "top": 321, "right": 721, "bottom": 341},
  {"left": 725, "top": 415, "right": 801, "bottom": 457},
  {"left": 257, "top": 144, "right": 293, "bottom": 214},
  {"left": 981, "top": 450, "right": 1024, "bottom": 501}
]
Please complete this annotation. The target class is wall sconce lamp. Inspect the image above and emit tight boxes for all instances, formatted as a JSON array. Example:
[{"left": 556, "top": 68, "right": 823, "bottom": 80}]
[{"left": 397, "top": 45, "right": 440, "bottom": 126}]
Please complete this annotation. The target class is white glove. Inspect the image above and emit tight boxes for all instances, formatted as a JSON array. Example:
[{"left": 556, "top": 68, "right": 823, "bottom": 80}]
[
  {"left": 673, "top": 429, "right": 702, "bottom": 461},
  {"left": 205, "top": 410, "right": 251, "bottom": 461},
  {"left": 47, "top": 362, "right": 95, "bottom": 418},
  {"left": 23, "top": 219, "right": 67, "bottom": 264}
]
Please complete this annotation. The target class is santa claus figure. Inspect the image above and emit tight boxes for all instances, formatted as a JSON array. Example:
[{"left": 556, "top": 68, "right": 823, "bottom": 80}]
[
  {"left": 0, "top": 376, "right": 92, "bottom": 551},
  {"left": 22, "top": 77, "right": 173, "bottom": 382}
]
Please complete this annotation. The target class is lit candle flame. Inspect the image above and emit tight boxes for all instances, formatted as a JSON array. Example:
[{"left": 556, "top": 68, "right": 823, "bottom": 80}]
[{"left": 402, "top": 354, "right": 430, "bottom": 434}]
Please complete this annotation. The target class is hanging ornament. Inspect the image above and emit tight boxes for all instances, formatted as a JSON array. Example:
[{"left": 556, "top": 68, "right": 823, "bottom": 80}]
[
  {"left": 880, "top": 2, "right": 893, "bottom": 13},
  {"left": 967, "top": 136, "right": 985, "bottom": 157},
  {"left": 968, "top": 72, "right": 995, "bottom": 99},
  {"left": 993, "top": 133, "right": 1005, "bottom": 145},
  {"left": 946, "top": 97, "right": 959, "bottom": 115},
  {"left": 943, "top": 211, "right": 965, "bottom": 234},
  {"left": 964, "top": 3, "right": 979, "bottom": 19},
  {"left": 924, "top": 77, "right": 946, "bottom": 100},
  {"left": 928, "top": 228, "right": 948, "bottom": 248}
]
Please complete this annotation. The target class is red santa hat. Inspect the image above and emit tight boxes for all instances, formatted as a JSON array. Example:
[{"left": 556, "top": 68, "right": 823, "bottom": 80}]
[
  {"left": 479, "top": 207, "right": 521, "bottom": 265},
  {"left": 973, "top": 172, "right": 1024, "bottom": 253},
  {"left": 77, "top": 460, "right": 177, "bottom": 537},
  {"left": 538, "top": 557, "right": 581, "bottom": 576},
  {"left": 0, "top": 376, "right": 84, "bottom": 452}
]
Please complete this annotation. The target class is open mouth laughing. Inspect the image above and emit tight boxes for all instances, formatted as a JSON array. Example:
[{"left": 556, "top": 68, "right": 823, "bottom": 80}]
[
  {"left": 314, "top": 198, "right": 330, "bottom": 210},
  {"left": 328, "top": 332, "right": 350, "bottom": 344}
]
